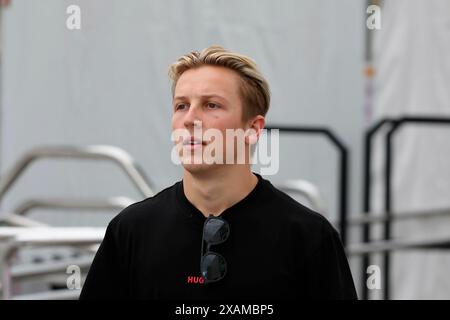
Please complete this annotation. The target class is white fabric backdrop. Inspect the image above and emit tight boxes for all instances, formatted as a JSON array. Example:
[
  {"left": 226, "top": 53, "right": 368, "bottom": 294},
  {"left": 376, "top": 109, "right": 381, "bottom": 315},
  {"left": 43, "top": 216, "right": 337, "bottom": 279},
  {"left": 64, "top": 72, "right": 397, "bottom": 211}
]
[{"left": 372, "top": 0, "right": 450, "bottom": 299}]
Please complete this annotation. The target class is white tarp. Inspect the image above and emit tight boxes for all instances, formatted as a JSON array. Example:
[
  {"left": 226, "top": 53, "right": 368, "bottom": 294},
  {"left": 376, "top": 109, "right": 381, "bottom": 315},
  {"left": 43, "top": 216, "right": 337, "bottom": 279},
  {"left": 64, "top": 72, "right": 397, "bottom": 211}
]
[{"left": 372, "top": 0, "right": 450, "bottom": 299}]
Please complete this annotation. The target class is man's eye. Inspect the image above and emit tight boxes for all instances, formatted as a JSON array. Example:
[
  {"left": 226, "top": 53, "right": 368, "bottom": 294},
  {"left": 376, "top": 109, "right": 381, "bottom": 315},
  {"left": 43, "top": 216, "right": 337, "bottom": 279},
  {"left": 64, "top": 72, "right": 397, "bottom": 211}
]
[
  {"left": 206, "top": 103, "right": 220, "bottom": 109},
  {"left": 175, "top": 104, "right": 187, "bottom": 110}
]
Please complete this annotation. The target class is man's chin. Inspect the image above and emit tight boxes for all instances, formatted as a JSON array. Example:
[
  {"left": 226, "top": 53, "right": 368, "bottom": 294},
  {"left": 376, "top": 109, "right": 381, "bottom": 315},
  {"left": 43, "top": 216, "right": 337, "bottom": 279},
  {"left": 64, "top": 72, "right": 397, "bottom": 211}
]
[{"left": 181, "top": 162, "right": 219, "bottom": 174}]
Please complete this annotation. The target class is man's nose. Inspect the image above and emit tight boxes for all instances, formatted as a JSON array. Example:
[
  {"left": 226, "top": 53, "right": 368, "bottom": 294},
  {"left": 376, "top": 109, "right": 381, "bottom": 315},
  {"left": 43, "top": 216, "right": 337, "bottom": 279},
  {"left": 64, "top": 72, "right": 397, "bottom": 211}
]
[{"left": 183, "top": 105, "right": 203, "bottom": 128}]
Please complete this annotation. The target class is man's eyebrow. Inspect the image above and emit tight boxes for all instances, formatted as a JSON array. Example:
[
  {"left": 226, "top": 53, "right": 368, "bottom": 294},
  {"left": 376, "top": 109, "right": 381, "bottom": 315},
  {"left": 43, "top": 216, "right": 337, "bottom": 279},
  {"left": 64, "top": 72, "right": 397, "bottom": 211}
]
[{"left": 173, "top": 94, "right": 229, "bottom": 103}]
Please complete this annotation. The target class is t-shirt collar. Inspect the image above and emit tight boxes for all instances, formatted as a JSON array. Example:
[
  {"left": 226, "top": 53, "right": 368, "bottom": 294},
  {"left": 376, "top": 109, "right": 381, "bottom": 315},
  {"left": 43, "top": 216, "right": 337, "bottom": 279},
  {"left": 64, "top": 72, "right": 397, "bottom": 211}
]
[{"left": 175, "top": 172, "right": 264, "bottom": 224}]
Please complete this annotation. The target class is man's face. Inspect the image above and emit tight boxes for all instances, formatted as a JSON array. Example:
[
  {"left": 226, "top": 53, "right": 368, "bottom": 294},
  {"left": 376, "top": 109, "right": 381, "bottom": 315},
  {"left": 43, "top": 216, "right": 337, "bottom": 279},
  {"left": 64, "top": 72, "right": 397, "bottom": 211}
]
[{"left": 171, "top": 65, "right": 251, "bottom": 173}]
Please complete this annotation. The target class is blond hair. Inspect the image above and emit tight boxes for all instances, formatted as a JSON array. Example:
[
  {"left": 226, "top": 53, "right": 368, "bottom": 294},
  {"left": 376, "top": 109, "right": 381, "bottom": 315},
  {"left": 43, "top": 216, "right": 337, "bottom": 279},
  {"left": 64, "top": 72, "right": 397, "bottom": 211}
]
[{"left": 168, "top": 46, "right": 270, "bottom": 122}]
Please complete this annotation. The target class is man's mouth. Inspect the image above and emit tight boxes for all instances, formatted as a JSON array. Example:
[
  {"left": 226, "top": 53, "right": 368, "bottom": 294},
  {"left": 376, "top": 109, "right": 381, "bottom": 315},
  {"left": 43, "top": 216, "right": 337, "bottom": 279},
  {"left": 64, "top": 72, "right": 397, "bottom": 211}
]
[{"left": 182, "top": 137, "right": 208, "bottom": 146}]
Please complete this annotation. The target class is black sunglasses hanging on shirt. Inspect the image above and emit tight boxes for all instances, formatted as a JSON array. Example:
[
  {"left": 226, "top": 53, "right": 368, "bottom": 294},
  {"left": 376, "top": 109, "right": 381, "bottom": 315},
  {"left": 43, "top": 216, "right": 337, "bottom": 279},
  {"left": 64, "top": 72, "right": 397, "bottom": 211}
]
[{"left": 200, "top": 215, "right": 230, "bottom": 284}]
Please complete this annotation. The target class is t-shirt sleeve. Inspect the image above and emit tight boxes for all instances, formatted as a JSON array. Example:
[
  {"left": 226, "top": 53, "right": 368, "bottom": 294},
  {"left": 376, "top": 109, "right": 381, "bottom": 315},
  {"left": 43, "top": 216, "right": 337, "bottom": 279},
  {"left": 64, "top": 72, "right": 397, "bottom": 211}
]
[
  {"left": 305, "top": 220, "right": 358, "bottom": 300},
  {"left": 79, "top": 219, "right": 128, "bottom": 299}
]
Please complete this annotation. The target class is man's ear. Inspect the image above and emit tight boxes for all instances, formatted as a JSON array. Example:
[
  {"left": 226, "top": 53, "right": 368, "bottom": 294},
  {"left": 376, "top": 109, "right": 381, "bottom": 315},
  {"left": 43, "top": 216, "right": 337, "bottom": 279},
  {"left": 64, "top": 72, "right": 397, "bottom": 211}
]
[{"left": 245, "top": 115, "right": 265, "bottom": 145}]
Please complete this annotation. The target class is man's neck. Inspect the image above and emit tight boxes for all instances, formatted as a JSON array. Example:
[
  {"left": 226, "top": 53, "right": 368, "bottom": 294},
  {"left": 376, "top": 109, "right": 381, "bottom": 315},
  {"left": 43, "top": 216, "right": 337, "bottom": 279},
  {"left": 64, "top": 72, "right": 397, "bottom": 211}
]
[{"left": 182, "top": 166, "right": 258, "bottom": 218}]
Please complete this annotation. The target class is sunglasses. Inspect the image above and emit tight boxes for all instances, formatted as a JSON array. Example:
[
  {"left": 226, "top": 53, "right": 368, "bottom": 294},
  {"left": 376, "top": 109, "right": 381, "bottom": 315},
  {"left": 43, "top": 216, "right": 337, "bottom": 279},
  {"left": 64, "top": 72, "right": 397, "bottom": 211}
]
[{"left": 200, "top": 215, "right": 230, "bottom": 284}]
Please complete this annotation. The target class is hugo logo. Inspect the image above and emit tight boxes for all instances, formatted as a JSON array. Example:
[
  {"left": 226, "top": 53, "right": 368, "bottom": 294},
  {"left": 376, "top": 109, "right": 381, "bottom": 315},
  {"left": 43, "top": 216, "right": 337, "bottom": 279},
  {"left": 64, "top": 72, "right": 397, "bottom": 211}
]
[{"left": 187, "top": 276, "right": 204, "bottom": 284}]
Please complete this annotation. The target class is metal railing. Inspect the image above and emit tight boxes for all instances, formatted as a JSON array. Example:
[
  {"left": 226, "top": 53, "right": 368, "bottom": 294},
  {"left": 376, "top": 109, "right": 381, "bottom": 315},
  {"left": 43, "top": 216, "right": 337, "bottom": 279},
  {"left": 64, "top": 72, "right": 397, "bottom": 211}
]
[
  {"left": 0, "top": 145, "right": 155, "bottom": 204},
  {"left": 0, "top": 227, "right": 105, "bottom": 299},
  {"left": 361, "top": 116, "right": 450, "bottom": 299},
  {"left": 13, "top": 196, "right": 136, "bottom": 217},
  {"left": 0, "top": 145, "right": 155, "bottom": 299},
  {"left": 265, "top": 125, "right": 349, "bottom": 246}
]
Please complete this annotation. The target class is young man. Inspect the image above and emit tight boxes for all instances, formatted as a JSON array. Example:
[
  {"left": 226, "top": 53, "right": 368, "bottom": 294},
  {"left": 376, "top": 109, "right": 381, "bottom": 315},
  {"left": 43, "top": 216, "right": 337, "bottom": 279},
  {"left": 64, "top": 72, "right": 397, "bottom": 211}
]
[{"left": 80, "top": 46, "right": 357, "bottom": 300}]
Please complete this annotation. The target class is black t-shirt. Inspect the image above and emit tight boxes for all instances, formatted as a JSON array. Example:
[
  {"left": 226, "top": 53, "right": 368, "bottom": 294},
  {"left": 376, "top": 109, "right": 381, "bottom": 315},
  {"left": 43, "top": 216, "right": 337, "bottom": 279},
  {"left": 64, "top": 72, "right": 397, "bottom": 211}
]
[{"left": 79, "top": 173, "right": 357, "bottom": 300}]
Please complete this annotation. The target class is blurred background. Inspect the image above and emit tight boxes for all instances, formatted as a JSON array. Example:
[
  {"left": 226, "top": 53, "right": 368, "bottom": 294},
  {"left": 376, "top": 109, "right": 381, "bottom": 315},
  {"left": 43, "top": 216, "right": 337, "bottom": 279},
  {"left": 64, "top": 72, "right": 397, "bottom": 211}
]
[{"left": 0, "top": 0, "right": 449, "bottom": 299}]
